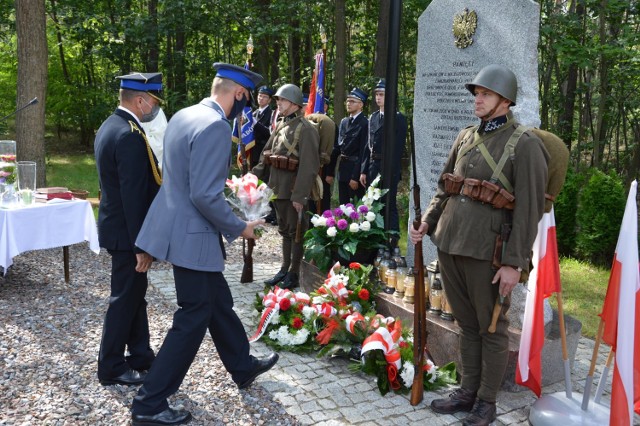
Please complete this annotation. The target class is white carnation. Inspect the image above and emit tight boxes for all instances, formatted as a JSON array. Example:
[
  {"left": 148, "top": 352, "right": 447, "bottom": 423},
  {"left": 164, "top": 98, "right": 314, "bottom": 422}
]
[
  {"left": 360, "top": 221, "right": 371, "bottom": 231},
  {"left": 349, "top": 223, "right": 359, "bottom": 233},
  {"left": 365, "top": 212, "right": 376, "bottom": 222},
  {"left": 310, "top": 214, "right": 322, "bottom": 227},
  {"left": 400, "top": 362, "right": 415, "bottom": 387},
  {"left": 302, "top": 306, "right": 316, "bottom": 321},
  {"left": 344, "top": 206, "right": 355, "bottom": 217},
  {"left": 326, "top": 226, "right": 337, "bottom": 237}
]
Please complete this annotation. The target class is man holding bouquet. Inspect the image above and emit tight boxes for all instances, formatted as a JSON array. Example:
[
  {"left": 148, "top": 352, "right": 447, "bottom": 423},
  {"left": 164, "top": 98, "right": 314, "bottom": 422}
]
[{"left": 130, "top": 63, "right": 278, "bottom": 426}]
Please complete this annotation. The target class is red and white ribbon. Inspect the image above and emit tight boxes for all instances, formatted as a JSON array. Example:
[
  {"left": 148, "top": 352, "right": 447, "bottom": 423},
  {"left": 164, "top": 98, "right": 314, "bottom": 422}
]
[
  {"left": 249, "top": 286, "right": 306, "bottom": 343},
  {"left": 345, "top": 312, "right": 365, "bottom": 334},
  {"left": 361, "top": 320, "right": 404, "bottom": 368}
]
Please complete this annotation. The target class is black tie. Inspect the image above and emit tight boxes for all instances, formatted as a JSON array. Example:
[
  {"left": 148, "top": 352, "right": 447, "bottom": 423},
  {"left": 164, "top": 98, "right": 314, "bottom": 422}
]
[{"left": 379, "top": 114, "right": 384, "bottom": 125}]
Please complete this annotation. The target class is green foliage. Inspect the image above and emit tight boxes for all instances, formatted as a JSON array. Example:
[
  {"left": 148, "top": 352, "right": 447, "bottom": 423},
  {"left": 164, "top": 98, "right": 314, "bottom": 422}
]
[
  {"left": 574, "top": 169, "right": 626, "bottom": 265},
  {"left": 554, "top": 168, "right": 586, "bottom": 256}
]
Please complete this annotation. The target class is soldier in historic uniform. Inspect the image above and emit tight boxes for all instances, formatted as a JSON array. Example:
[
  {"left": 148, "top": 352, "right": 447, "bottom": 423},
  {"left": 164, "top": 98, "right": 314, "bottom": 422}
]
[
  {"left": 253, "top": 84, "right": 320, "bottom": 289},
  {"left": 94, "top": 72, "right": 163, "bottom": 387},
  {"left": 326, "top": 87, "right": 369, "bottom": 204},
  {"left": 130, "top": 64, "right": 278, "bottom": 426},
  {"left": 359, "top": 78, "right": 407, "bottom": 244},
  {"left": 410, "top": 64, "right": 549, "bottom": 426}
]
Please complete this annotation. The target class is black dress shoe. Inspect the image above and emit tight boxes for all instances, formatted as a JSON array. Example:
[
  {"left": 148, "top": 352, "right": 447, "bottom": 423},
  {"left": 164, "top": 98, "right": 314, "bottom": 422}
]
[
  {"left": 280, "top": 272, "right": 299, "bottom": 289},
  {"left": 264, "top": 270, "right": 287, "bottom": 286},
  {"left": 132, "top": 407, "right": 192, "bottom": 426},
  {"left": 99, "top": 368, "right": 146, "bottom": 386},
  {"left": 237, "top": 353, "right": 279, "bottom": 389}
]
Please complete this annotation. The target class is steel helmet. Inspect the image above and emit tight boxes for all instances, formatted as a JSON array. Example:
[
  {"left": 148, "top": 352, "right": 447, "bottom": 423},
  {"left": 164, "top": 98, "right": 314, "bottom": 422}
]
[
  {"left": 465, "top": 64, "right": 518, "bottom": 106},
  {"left": 274, "top": 84, "right": 304, "bottom": 106}
]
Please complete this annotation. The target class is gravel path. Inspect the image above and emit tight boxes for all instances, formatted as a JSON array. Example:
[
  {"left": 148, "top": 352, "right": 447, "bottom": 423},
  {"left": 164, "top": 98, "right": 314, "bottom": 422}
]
[{"left": 0, "top": 224, "right": 299, "bottom": 425}]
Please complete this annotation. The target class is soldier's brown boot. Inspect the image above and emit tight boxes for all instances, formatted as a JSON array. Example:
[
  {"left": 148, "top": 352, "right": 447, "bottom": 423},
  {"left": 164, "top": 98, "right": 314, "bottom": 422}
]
[
  {"left": 430, "top": 387, "right": 477, "bottom": 414},
  {"left": 462, "top": 399, "right": 497, "bottom": 426}
]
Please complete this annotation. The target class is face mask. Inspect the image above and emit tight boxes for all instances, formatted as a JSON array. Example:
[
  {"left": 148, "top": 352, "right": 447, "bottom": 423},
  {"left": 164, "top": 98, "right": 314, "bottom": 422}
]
[
  {"left": 227, "top": 93, "right": 248, "bottom": 120},
  {"left": 140, "top": 97, "right": 160, "bottom": 123}
]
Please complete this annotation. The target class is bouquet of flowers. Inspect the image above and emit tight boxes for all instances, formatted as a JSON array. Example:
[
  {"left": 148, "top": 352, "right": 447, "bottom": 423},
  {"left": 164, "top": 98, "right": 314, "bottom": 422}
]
[
  {"left": 0, "top": 153, "right": 16, "bottom": 185},
  {"left": 250, "top": 286, "right": 319, "bottom": 352},
  {"left": 304, "top": 175, "right": 391, "bottom": 272},
  {"left": 225, "top": 173, "right": 274, "bottom": 225},
  {"left": 351, "top": 319, "right": 458, "bottom": 396}
]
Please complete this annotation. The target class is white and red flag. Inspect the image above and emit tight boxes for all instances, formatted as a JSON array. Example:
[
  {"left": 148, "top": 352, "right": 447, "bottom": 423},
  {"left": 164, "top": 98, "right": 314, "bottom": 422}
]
[
  {"left": 516, "top": 206, "right": 562, "bottom": 396},
  {"left": 599, "top": 180, "right": 640, "bottom": 425}
]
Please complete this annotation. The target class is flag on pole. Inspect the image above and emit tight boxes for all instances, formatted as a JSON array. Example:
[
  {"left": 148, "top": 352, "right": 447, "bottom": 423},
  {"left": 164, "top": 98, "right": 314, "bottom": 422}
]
[
  {"left": 232, "top": 61, "right": 256, "bottom": 169},
  {"left": 516, "top": 206, "right": 562, "bottom": 397},
  {"left": 305, "top": 52, "right": 325, "bottom": 115},
  {"left": 599, "top": 180, "right": 640, "bottom": 425}
]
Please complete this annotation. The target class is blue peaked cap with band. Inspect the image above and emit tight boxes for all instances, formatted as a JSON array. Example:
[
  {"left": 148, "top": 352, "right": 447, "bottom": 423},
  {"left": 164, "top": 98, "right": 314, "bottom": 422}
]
[
  {"left": 374, "top": 78, "right": 386, "bottom": 92},
  {"left": 213, "top": 62, "right": 263, "bottom": 91},
  {"left": 116, "top": 72, "right": 163, "bottom": 101},
  {"left": 347, "top": 87, "right": 368, "bottom": 103},
  {"left": 258, "top": 86, "right": 274, "bottom": 97}
]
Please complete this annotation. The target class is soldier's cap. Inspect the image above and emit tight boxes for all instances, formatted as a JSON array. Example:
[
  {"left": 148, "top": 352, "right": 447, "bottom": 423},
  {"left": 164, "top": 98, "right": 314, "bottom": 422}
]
[
  {"left": 116, "top": 72, "right": 163, "bottom": 101},
  {"left": 346, "top": 87, "right": 368, "bottom": 103},
  {"left": 374, "top": 78, "right": 385, "bottom": 92},
  {"left": 213, "top": 63, "right": 263, "bottom": 91},
  {"left": 258, "top": 86, "right": 274, "bottom": 97}
]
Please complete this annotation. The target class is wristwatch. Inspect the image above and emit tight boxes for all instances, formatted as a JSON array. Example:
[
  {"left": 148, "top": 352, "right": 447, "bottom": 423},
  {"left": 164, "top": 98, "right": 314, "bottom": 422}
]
[{"left": 514, "top": 266, "right": 523, "bottom": 272}]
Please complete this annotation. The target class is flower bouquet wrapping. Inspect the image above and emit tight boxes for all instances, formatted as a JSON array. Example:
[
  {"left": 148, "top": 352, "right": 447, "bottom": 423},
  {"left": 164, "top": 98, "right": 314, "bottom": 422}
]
[
  {"left": 304, "top": 175, "right": 392, "bottom": 272},
  {"left": 225, "top": 173, "right": 274, "bottom": 229},
  {"left": 225, "top": 173, "right": 274, "bottom": 282}
]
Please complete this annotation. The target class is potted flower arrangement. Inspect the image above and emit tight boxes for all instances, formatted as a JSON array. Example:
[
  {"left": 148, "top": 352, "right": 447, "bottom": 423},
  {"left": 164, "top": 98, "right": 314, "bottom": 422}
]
[{"left": 304, "top": 175, "right": 392, "bottom": 272}]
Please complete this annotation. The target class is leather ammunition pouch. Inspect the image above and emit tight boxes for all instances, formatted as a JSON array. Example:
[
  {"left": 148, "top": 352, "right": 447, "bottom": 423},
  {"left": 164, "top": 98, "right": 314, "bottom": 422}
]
[
  {"left": 262, "top": 150, "right": 273, "bottom": 165},
  {"left": 443, "top": 173, "right": 464, "bottom": 195},
  {"left": 461, "top": 178, "right": 482, "bottom": 199},
  {"left": 456, "top": 177, "right": 515, "bottom": 210},
  {"left": 268, "top": 154, "right": 299, "bottom": 171}
]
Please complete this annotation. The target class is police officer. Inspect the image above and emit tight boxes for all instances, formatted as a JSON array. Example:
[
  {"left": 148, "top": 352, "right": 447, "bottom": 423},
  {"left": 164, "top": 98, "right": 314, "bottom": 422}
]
[
  {"left": 253, "top": 84, "right": 320, "bottom": 289},
  {"left": 130, "top": 63, "right": 278, "bottom": 425},
  {"left": 359, "top": 78, "right": 407, "bottom": 244},
  {"left": 410, "top": 64, "right": 548, "bottom": 426},
  {"left": 326, "top": 87, "right": 369, "bottom": 204},
  {"left": 94, "top": 72, "right": 163, "bottom": 387}
]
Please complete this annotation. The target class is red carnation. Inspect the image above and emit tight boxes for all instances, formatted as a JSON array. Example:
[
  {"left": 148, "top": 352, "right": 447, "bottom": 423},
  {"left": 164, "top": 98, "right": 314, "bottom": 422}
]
[
  {"left": 292, "top": 317, "right": 304, "bottom": 329},
  {"left": 358, "top": 289, "right": 370, "bottom": 300},
  {"left": 318, "top": 287, "right": 327, "bottom": 294},
  {"left": 297, "top": 304, "right": 305, "bottom": 312},
  {"left": 399, "top": 341, "right": 409, "bottom": 349},
  {"left": 349, "top": 262, "right": 361, "bottom": 270},
  {"left": 279, "top": 298, "right": 291, "bottom": 311}
]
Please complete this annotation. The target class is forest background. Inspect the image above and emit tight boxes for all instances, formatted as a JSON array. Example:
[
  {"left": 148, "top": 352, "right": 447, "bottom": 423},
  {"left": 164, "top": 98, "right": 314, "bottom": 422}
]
[{"left": 0, "top": 0, "right": 639, "bottom": 270}]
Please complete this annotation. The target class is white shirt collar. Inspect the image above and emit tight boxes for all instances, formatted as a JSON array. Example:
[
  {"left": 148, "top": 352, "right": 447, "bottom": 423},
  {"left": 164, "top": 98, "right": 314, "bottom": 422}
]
[{"left": 117, "top": 105, "right": 143, "bottom": 128}]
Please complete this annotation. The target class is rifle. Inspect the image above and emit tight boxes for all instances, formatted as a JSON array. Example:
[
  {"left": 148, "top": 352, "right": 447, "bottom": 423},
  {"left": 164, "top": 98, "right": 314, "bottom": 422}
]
[
  {"left": 238, "top": 112, "right": 255, "bottom": 283},
  {"left": 409, "top": 118, "right": 428, "bottom": 406},
  {"left": 295, "top": 209, "right": 303, "bottom": 243}
]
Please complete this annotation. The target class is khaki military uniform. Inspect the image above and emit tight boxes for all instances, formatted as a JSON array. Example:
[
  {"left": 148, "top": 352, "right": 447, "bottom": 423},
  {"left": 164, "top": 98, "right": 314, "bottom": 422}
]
[
  {"left": 422, "top": 112, "right": 549, "bottom": 402},
  {"left": 253, "top": 110, "right": 320, "bottom": 274}
]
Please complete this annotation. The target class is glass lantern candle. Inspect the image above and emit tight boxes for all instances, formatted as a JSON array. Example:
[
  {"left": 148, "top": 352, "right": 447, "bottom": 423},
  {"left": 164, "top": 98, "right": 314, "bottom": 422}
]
[
  {"left": 394, "top": 266, "right": 407, "bottom": 298},
  {"left": 383, "top": 258, "right": 397, "bottom": 294},
  {"left": 378, "top": 250, "right": 391, "bottom": 286},
  {"left": 428, "top": 277, "right": 443, "bottom": 315},
  {"left": 440, "top": 285, "right": 454, "bottom": 321},
  {"left": 402, "top": 267, "right": 415, "bottom": 304}
]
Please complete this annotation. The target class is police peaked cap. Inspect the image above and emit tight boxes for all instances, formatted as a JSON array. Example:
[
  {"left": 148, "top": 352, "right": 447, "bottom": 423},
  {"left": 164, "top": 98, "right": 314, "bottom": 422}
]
[
  {"left": 347, "top": 87, "right": 368, "bottom": 103},
  {"left": 117, "top": 72, "right": 163, "bottom": 101},
  {"left": 258, "top": 86, "right": 274, "bottom": 97},
  {"left": 213, "top": 62, "right": 263, "bottom": 91},
  {"left": 374, "top": 78, "right": 386, "bottom": 92}
]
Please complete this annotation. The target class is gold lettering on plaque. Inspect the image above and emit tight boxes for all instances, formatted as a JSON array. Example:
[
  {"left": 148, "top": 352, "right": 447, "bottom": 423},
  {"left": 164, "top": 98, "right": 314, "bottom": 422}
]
[{"left": 453, "top": 8, "right": 477, "bottom": 49}]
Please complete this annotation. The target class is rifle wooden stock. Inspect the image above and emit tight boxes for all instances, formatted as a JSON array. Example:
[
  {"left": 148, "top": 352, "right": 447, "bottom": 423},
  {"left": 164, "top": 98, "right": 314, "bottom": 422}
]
[
  {"left": 410, "top": 203, "right": 427, "bottom": 405},
  {"left": 488, "top": 296, "right": 502, "bottom": 333},
  {"left": 240, "top": 238, "right": 255, "bottom": 283}
]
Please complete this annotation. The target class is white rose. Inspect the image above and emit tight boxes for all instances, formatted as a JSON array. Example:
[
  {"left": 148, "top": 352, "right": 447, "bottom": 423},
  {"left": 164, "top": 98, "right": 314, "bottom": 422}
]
[
  {"left": 327, "top": 226, "right": 337, "bottom": 237},
  {"left": 360, "top": 221, "right": 371, "bottom": 231},
  {"left": 366, "top": 212, "right": 376, "bottom": 222},
  {"left": 310, "top": 214, "right": 321, "bottom": 227},
  {"left": 349, "top": 223, "right": 359, "bottom": 233}
]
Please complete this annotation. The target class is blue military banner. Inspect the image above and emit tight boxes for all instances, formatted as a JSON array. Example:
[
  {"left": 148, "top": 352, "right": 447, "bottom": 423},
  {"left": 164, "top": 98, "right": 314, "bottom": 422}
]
[{"left": 232, "top": 61, "right": 256, "bottom": 169}]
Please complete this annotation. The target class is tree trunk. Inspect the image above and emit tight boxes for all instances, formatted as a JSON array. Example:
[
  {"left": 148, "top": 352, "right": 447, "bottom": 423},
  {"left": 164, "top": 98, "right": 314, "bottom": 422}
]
[
  {"left": 334, "top": 0, "right": 346, "bottom": 122},
  {"left": 15, "top": 0, "right": 47, "bottom": 188},
  {"left": 147, "top": 0, "right": 159, "bottom": 72},
  {"left": 289, "top": 25, "right": 301, "bottom": 84}
]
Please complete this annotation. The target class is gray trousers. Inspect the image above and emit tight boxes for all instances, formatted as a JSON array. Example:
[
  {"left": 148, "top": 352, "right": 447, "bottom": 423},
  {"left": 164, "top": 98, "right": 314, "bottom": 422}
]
[{"left": 437, "top": 250, "right": 511, "bottom": 403}]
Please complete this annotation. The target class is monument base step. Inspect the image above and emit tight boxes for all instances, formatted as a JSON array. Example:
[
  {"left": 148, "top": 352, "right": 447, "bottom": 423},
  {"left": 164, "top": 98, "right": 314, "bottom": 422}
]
[{"left": 300, "top": 260, "right": 582, "bottom": 391}]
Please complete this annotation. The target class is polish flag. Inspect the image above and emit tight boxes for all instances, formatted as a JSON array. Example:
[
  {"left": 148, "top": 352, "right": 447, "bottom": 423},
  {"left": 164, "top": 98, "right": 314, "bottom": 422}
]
[
  {"left": 599, "top": 180, "right": 640, "bottom": 425},
  {"left": 516, "top": 207, "right": 562, "bottom": 396}
]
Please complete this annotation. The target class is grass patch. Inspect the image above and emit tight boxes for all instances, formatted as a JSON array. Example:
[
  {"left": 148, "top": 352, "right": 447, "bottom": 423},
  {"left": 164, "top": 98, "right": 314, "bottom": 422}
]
[
  {"left": 46, "top": 153, "right": 99, "bottom": 197},
  {"left": 553, "top": 257, "right": 609, "bottom": 339}
]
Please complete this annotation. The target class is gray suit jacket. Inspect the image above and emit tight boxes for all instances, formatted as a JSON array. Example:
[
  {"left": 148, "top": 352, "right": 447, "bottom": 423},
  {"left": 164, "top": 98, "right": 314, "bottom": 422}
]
[{"left": 136, "top": 98, "right": 246, "bottom": 272}]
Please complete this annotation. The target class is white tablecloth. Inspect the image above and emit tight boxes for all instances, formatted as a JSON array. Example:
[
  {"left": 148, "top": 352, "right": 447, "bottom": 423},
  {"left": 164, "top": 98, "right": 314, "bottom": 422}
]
[{"left": 0, "top": 199, "right": 100, "bottom": 273}]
